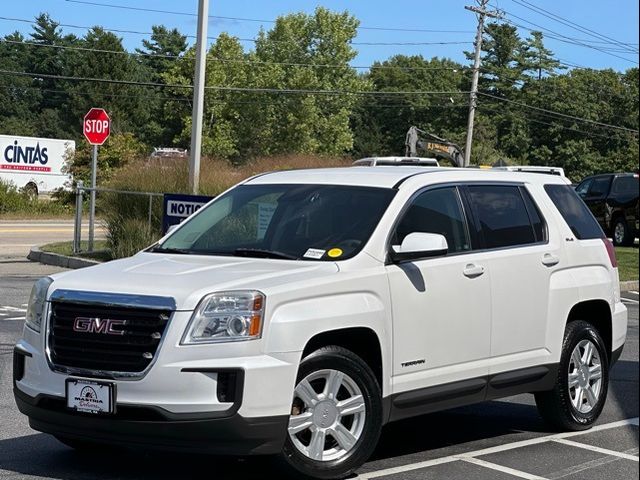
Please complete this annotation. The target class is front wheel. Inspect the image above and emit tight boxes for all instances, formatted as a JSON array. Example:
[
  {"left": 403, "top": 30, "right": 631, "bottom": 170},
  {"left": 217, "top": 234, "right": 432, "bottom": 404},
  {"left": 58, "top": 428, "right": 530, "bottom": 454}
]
[
  {"left": 535, "top": 320, "right": 609, "bottom": 431},
  {"left": 279, "top": 346, "right": 382, "bottom": 479}
]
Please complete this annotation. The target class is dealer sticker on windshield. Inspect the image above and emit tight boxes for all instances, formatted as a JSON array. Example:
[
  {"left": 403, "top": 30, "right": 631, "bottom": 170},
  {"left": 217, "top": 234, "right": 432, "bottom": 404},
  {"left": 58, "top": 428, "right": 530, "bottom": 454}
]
[
  {"left": 66, "top": 379, "right": 114, "bottom": 414},
  {"left": 303, "top": 248, "right": 326, "bottom": 259}
]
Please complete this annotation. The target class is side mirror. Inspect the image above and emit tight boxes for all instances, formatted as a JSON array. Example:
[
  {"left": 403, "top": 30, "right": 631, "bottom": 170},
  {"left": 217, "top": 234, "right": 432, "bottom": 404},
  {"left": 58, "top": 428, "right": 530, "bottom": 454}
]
[
  {"left": 166, "top": 224, "right": 179, "bottom": 235},
  {"left": 389, "top": 232, "right": 448, "bottom": 263}
]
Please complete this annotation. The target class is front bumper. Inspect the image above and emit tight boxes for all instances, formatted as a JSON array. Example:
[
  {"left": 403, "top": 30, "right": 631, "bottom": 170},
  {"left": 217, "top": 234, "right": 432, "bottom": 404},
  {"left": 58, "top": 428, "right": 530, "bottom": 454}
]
[{"left": 14, "top": 386, "right": 288, "bottom": 455}]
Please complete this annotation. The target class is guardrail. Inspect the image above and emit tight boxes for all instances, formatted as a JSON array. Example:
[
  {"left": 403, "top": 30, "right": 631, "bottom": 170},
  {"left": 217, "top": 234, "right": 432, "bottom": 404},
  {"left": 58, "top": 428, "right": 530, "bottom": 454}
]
[{"left": 73, "top": 181, "right": 164, "bottom": 254}]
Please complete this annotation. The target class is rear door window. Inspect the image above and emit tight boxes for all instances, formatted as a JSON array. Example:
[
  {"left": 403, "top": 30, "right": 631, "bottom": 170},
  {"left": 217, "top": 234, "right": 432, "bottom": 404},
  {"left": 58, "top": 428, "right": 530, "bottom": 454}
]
[
  {"left": 544, "top": 184, "right": 603, "bottom": 239},
  {"left": 466, "top": 185, "right": 538, "bottom": 249}
]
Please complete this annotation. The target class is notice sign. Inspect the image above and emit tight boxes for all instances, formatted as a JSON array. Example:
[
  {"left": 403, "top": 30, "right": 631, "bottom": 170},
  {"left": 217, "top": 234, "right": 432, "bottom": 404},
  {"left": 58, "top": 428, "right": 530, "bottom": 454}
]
[
  {"left": 257, "top": 203, "right": 277, "bottom": 239},
  {"left": 162, "top": 193, "right": 213, "bottom": 234}
]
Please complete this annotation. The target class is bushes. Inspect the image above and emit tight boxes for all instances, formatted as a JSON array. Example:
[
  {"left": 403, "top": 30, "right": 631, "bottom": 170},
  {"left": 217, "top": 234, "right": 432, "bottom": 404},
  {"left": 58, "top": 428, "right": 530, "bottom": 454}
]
[
  {"left": 0, "top": 179, "right": 71, "bottom": 217},
  {"left": 106, "top": 217, "right": 159, "bottom": 259},
  {"left": 100, "top": 154, "right": 350, "bottom": 258}
]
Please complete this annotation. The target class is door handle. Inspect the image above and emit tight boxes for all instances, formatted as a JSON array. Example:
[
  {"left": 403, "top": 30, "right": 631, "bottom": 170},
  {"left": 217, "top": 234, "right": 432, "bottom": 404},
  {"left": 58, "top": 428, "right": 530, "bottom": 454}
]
[
  {"left": 463, "top": 264, "right": 485, "bottom": 278},
  {"left": 542, "top": 253, "right": 560, "bottom": 267}
]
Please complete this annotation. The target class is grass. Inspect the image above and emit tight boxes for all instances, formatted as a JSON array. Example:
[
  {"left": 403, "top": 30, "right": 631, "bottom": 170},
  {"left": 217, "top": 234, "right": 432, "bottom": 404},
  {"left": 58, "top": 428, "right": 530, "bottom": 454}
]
[
  {"left": 615, "top": 247, "right": 639, "bottom": 282},
  {"left": 41, "top": 241, "right": 113, "bottom": 262},
  {"left": 0, "top": 179, "right": 73, "bottom": 218}
]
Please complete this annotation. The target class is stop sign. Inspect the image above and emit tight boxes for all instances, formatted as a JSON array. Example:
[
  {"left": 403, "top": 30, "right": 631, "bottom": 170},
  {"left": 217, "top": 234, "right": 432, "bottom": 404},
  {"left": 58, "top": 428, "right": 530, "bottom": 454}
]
[{"left": 83, "top": 108, "right": 111, "bottom": 145}]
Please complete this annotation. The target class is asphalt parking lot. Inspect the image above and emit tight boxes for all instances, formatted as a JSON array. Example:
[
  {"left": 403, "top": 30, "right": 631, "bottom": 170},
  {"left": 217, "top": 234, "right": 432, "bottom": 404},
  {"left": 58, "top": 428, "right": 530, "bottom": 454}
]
[{"left": 0, "top": 260, "right": 637, "bottom": 480}]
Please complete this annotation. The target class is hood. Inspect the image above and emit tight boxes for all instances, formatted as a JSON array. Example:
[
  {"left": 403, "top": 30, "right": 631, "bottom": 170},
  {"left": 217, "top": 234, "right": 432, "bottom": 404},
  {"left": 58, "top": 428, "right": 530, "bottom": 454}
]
[{"left": 49, "top": 252, "right": 339, "bottom": 310}]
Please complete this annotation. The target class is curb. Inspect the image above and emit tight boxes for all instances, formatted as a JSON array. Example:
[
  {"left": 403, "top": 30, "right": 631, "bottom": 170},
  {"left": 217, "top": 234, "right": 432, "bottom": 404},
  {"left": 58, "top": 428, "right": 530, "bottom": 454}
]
[
  {"left": 28, "top": 246, "right": 101, "bottom": 270},
  {"left": 620, "top": 280, "right": 639, "bottom": 292}
]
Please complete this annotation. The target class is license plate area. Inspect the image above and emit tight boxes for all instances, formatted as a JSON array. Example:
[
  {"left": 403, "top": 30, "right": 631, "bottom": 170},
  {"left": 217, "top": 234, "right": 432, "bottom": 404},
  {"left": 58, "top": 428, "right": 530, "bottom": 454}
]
[{"left": 66, "top": 378, "right": 116, "bottom": 414}]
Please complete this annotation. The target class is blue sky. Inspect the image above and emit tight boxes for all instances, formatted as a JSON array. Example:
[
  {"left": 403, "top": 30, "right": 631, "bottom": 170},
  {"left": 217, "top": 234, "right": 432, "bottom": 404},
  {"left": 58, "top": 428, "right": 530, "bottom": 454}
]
[{"left": 1, "top": 0, "right": 638, "bottom": 71}]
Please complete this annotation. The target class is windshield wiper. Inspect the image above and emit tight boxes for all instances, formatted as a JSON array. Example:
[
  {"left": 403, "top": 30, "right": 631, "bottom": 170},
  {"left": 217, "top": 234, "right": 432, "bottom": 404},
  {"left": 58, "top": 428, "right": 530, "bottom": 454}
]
[
  {"left": 149, "top": 246, "right": 193, "bottom": 255},
  {"left": 234, "top": 248, "right": 298, "bottom": 260}
]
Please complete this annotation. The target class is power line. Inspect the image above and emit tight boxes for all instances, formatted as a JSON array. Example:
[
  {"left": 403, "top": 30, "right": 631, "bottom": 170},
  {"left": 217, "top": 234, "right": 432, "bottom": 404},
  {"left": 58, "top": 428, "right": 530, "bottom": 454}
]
[
  {"left": 492, "top": 8, "right": 639, "bottom": 64},
  {"left": 476, "top": 103, "right": 623, "bottom": 140},
  {"left": 0, "top": 83, "right": 472, "bottom": 110},
  {"left": 0, "top": 38, "right": 469, "bottom": 73},
  {"left": 2, "top": 69, "right": 634, "bottom": 134},
  {"left": 510, "top": 0, "right": 639, "bottom": 54},
  {"left": 0, "top": 69, "right": 472, "bottom": 97},
  {"left": 478, "top": 92, "right": 639, "bottom": 133},
  {"left": 63, "top": 0, "right": 475, "bottom": 34},
  {"left": 0, "top": 16, "right": 470, "bottom": 48}
]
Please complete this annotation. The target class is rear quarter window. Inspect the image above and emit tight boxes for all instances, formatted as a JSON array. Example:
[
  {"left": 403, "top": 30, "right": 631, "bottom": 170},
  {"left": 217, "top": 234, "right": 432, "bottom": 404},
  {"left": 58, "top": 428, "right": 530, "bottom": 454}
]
[
  {"left": 612, "top": 176, "right": 639, "bottom": 195},
  {"left": 544, "top": 184, "right": 604, "bottom": 240}
]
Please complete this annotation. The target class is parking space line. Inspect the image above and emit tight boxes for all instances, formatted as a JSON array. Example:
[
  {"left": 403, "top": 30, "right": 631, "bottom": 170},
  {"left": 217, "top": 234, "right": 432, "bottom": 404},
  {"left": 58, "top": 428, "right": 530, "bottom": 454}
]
[
  {"left": 551, "top": 438, "right": 639, "bottom": 462},
  {"left": 358, "top": 417, "right": 639, "bottom": 479},
  {"left": 358, "top": 456, "right": 458, "bottom": 479},
  {"left": 463, "top": 457, "right": 547, "bottom": 479},
  {"left": 456, "top": 417, "right": 639, "bottom": 458}
]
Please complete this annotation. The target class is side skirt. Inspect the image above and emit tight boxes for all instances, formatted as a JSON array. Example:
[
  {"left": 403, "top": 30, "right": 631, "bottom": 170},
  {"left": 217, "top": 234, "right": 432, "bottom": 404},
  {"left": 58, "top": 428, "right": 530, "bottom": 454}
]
[{"left": 385, "top": 363, "right": 559, "bottom": 424}]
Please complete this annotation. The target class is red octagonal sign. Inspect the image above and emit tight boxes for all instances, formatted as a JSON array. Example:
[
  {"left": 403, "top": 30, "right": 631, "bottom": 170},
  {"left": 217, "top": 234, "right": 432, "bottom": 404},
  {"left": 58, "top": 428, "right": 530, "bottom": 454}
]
[{"left": 83, "top": 108, "right": 111, "bottom": 145}]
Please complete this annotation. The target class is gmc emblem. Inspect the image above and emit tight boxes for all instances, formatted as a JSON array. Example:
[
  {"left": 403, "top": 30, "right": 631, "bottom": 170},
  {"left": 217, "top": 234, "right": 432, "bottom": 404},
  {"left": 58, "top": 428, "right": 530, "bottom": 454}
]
[{"left": 73, "top": 317, "right": 127, "bottom": 335}]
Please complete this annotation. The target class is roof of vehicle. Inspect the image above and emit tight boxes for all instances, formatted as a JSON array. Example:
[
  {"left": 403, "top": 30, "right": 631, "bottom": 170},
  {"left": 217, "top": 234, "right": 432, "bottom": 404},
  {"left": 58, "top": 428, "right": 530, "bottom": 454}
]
[
  {"left": 353, "top": 156, "right": 439, "bottom": 166},
  {"left": 580, "top": 172, "right": 638, "bottom": 180},
  {"left": 492, "top": 165, "right": 565, "bottom": 176},
  {"left": 245, "top": 166, "right": 571, "bottom": 189}
]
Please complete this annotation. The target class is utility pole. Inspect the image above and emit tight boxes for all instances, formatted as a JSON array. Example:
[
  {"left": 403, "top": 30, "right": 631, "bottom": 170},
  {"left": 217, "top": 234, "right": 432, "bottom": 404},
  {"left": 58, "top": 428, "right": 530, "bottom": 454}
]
[
  {"left": 464, "top": 0, "right": 501, "bottom": 167},
  {"left": 189, "top": 0, "right": 209, "bottom": 194}
]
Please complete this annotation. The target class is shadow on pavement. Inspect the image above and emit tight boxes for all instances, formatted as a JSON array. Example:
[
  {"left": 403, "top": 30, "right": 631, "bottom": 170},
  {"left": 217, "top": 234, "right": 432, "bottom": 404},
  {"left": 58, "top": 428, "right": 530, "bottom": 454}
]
[
  {"left": 1, "top": 360, "right": 636, "bottom": 479},
  {"left": 0, "top": 433, "right": 279, "bottom": 480}
]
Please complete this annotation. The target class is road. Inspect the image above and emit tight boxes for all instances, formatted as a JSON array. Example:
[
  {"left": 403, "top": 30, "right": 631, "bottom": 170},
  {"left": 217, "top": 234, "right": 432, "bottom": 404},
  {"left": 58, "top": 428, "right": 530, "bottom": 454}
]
[
  {"left": 0, "top": 262, "right": 637, "bottom": 480},
  {"left": 0, "top": 220, "right": 105, "bottom": 258}
]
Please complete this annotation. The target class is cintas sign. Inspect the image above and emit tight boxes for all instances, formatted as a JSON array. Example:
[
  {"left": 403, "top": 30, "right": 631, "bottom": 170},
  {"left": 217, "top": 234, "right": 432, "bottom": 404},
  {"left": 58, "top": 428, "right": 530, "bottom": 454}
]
[{"left": 83, "top": 108, "right": 111, "bottom": 145}]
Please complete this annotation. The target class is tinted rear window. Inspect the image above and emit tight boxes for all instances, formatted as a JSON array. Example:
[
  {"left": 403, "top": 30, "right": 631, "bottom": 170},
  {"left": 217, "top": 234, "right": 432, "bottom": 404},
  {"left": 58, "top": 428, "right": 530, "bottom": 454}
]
[
  {"left": 467, "top": 185, "right": 537, "bottom": 248},
  {"left": 544, "top": 184, "right": 603, "bottom": 239},
  {"left": 612, "top": 176, "right": 639, "bottom": 195}
]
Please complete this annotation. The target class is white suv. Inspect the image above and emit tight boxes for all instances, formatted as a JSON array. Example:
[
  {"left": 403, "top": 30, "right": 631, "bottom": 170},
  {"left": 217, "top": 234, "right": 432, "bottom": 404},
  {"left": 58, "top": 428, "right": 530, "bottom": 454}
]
[{"left": 14, "top": 167, "right": 627, "bottom": 479}]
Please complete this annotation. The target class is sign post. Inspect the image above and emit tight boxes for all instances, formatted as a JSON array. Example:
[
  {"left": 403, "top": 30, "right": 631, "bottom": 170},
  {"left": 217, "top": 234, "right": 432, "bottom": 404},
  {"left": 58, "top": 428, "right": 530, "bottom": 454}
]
[{"left": 83, "top": 108, "right": 111, "bottom": 251}]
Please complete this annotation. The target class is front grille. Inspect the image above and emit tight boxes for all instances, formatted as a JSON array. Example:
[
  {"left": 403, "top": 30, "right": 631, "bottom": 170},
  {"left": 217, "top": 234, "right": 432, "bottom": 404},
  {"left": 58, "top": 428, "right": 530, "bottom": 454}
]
[{"left": 49, "top": 302, "right": 171, "bottom": 374}]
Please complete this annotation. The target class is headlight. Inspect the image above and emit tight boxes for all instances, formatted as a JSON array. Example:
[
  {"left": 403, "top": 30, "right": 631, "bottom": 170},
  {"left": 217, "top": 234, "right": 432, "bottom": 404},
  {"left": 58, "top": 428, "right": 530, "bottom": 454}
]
[
  {"left": 25, "top": 277, "right": 53, "bottom": 333},
  {"left": 182, "top": 291, "right": 265, "bottom": 344}
]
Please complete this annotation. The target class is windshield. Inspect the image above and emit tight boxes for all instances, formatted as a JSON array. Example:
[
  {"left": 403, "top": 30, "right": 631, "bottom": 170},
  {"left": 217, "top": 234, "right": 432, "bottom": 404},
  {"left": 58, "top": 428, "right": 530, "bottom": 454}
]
[{"left": 154, "top": 184, "right": 396, "bottom": 260}]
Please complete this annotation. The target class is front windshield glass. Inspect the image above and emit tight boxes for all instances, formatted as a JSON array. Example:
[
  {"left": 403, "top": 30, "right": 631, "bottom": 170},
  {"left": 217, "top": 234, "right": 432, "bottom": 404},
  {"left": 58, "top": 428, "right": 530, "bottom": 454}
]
[{"left": 154, "top": 184, "right": 396, "bottom": 260}]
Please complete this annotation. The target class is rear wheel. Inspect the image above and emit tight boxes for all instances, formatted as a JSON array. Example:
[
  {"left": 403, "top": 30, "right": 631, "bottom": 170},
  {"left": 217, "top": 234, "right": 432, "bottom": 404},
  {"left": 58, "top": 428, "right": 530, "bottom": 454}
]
[
  {"left": 612, "top": 217, "right": 634, "bottom": 246},
  {"left": 535, "top": 320, "right": 609, "bottom": 431},
  {"left": 22, "top": 182, "right": 38, "bottom": 200},
  {"left": 279, "top": 346, "right": 382, "bottom": 479}
]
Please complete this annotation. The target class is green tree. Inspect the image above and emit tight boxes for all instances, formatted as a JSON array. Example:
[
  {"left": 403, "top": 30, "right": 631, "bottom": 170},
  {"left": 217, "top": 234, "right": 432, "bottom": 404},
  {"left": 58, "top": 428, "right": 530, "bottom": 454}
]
[
  {"left": 351, "top": 55, "right": 466, "bottom": 159},
  {"left": 521, "top": 31, "right": 564, "bottom": 81},
  {"left": 252, "top": 7, "right": 363, "bottom": 156},
  {"left": 66, "top": 27, "right": 154, "bottom": 144}
]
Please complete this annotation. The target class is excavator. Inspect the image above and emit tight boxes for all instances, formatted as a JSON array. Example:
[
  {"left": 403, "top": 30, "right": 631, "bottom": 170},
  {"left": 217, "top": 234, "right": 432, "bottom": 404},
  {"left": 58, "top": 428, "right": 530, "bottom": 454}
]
[{"left": 404, "top": 126, "right": 466, "bottom": 167}]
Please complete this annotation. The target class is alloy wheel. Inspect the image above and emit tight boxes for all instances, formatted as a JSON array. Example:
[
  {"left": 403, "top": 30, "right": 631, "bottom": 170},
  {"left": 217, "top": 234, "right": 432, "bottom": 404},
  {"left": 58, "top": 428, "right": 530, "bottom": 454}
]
[
  {"left": 288, "top": 369, "right": 366, "bottom": 462},
  {"left": 568, "top": 339, "right": 603, "bottom": 414}
]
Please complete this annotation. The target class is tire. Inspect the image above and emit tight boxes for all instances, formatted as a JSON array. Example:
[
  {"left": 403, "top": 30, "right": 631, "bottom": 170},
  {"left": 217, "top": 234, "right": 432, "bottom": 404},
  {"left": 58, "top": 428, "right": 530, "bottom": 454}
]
[
  {"left": 535, "top": 320, "right": 609, "bottom": 431},
  {"left": 22, "top": 183, "right": 38, "bottom": 200},
  {"left": 278, "top": 346, "right": 382, "bottom": 479},
  {"left": 612, "top": 217, "right": 634, "bottom": 246}
]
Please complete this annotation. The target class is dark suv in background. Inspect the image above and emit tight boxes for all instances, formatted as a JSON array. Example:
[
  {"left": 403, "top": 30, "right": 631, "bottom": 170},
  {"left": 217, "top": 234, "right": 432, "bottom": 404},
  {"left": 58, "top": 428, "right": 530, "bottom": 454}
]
[{"left": 576, "top": 172, "right": 639, "bottom": 246}]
